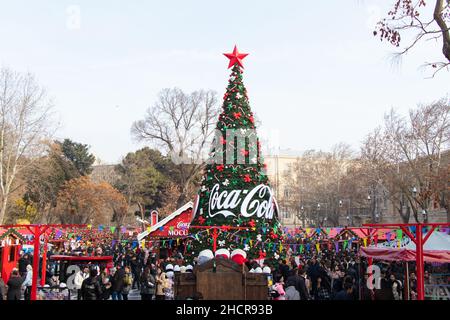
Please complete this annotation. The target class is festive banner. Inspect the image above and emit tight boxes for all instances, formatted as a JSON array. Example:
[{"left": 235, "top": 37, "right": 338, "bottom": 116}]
[
  {"left": 363, "top": 238, "right": 367, "bottom": 247},
  {"left": 55, "top": 230, "right": 63, "bottom": 239},
  {"left": 386, "top": 232, "right": 391, "bottom": 242},
  {"left": 343, "top": 240, "right": 348, "bottom": 250},
  {"left": 335, "top": 241, "right": 339, "bottom": 252},
  {"left": 315, "top": 243, "right": 320, "bottom": 252},
  {"left": 110, "top": 226, "right": 116, "bottom": 233}
]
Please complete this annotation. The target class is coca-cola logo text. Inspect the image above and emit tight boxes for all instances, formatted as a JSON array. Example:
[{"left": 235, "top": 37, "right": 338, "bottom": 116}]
[{"left": 208, "top": 184, "right": 276, "bottom": 220}]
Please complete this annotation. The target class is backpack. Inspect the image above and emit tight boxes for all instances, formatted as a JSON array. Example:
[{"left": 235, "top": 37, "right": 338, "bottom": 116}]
[{"left": 124, "top": 274, "right": 132, "bottom": 286}]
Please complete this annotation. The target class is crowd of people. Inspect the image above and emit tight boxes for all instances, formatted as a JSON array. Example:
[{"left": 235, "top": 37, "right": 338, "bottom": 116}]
[
  {"left": 260, "top": 246, "right": 445, "bottom": 300},
  {"left": 1, "top": 233, "right": 448, "bottom": 300}
]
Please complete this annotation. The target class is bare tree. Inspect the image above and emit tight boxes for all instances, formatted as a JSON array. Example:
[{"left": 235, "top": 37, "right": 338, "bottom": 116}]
[
  {"left": 361, "top": 98, "right": 450, "bottom": 222},
  {"left": 283, "top": 143, "right": 357, "bottom": 226},
  {"left": 374, "top": 0, "right": 450, "bottom": 77},
  {"left": 0, "top": 68, "right": 54, "bottom": 223},
  {"left": 132, "top": 88, "right": 220, "bottom": 206}
]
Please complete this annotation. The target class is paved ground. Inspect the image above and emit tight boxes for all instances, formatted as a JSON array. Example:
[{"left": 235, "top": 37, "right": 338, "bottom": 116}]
[{"left": 68, "top": 288, "right": 142, "bottom": 300}]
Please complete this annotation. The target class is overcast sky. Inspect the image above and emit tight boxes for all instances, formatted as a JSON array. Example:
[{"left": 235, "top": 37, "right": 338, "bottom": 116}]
[{"left": 0, "top": 0, "right": 449, "bottom": 163}]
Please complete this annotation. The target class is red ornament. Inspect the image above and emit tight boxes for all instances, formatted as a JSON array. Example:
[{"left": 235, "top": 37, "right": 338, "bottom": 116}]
[
  {"left": 198, "top": 216, "right": 206, "bottom": 224},
  {"left": 248, "top": 220, "right": 256, "bottom": 228},
  {"left": 216, "top": 164, "right": 225, "bottom": 172},
  {"left": 220, "top": 136, "right": 226, "bottom": 144},
  {"left": 258, "top": 250, "right": 266, "bottom": 259},
  {"left": 240, "top": 149, "right": 249, "bottom": 156},
  {"left": 223, "top": 45, "right": 249, "bottom": 69},
  {"left": 243, "top": 174, "right": 252, "bottom": 183},
  {"left": 233, "top": 112, "right": 242, "bottom": 119},
  {"left": 249, "top": 115, "right": 254, "bottom": 123}
]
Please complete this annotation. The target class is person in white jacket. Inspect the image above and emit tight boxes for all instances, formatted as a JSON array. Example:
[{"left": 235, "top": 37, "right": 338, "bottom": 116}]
[
  {"left": 22, "top": 265, "right": 33, "bottom": 300},
  {"left": 74, "top": 267, "right": 90, "bottom": 300}
]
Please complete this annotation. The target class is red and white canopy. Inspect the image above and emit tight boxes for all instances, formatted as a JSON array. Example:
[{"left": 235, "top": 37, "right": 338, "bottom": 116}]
[
  {"left": 137, "top": 202, "right": 194, "bottom": 241},
  {"left": 360, "top": 231, "right": 450, "bottom": 263}
]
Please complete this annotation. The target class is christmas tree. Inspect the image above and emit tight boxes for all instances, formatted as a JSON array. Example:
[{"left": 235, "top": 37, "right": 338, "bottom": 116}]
[{"left": 186, "top": 46, "right": 285, "bottom": 267}]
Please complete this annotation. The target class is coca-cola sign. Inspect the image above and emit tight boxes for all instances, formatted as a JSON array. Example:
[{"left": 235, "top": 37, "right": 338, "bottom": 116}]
[{"left": 208, "top": 183, "right": 277, "bottom": 220}]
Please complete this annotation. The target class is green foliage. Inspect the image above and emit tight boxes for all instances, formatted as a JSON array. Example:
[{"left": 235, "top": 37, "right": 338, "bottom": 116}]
[
  {"left": 114, "top": 147, "right": 174, "bottom": 211},
  {"left": 59, "top": 139, "right": 96, "bottom": 176},
  {"left": 22, "top": 143, "right": 81, "bottom": 221}
]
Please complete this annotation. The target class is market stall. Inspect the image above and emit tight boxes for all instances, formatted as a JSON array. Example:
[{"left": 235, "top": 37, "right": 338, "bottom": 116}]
[
  {"left": 362, "top": 223, "right": 450, "bottom": 300},
  {"left": 360, "top": 230, "right": 450, "bottom": 262},
  {"left": 137, "top": 201, "right": 194, "bottom": 241}
]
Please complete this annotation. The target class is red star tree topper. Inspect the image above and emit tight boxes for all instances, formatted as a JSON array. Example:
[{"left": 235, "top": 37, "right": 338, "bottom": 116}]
[{"left": 223, "top": 45, "right": 249, "bottom": 69}]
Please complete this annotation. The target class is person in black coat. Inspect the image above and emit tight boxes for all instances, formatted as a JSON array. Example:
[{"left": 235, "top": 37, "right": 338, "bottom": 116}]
[
  {"left": 307, "top": 257, "right": 323, "bottom": 294},
  {"left": 111, "top": 267, "right": 125, "bottom": 300},
  {"left": 297, "top": 268, "right": 310, "bottom": 300},
  {"left": 18, "top": 254, "right": 30, "bottom": 277},
  {"left": 278, "top": 259, "right": 290, "bottom": 282},
  {"left": 333, "top": 280, "right": 354, "bottom": 300},
  {"left": 7, "top": 269, "right": 24, "bottom": 300},
  {"left": 81, "top": 269, "right": 103, "bottom": 300},
  {"left": 374, "top": 270, "right": 394, "bottom": 300}
]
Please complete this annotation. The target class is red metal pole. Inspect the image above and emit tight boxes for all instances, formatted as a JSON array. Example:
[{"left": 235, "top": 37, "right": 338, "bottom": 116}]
[
  {"left": 212, "top": 228, "right": 218, "bottom": 252},
  {"left": 415, "top": 224, "right": 425, "bottom": 300},
  {"left": 40, "top": 235, "right": 48, "bottom": 287},
  {"left": 31, "top": 226, "right": 41, "bottom": 301}
]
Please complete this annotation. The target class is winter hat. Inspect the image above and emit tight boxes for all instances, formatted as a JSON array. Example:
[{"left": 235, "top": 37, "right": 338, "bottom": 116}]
[
  {"left": 173, "top": 265, "right": 181, "bottom": 272},
  {"left": 198, "top": 249, "right": 214, "bottom": 265},
  {"left": 186, "top": 265, "right": 194, "bottom": 272},
  {"left": 231, "top": 249, "right": 247, "bottom": 265},
  {"left": 215, "top": 248, "right": 230, "bottom": 259},
  {"left": 165, "top": 264, "right": 174, "bottom": 271},
  {"left": 254, "top": 267, "right": 263, "bottom": 273},
  {"left": 180, "top": 266, "right": 187, "bottom": 273},
  {"left": 263, "top": 266, "right": 271, "bottom": 274},
  {"left": 166, "top": 271, "right": 174, "bottom": 279}
]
